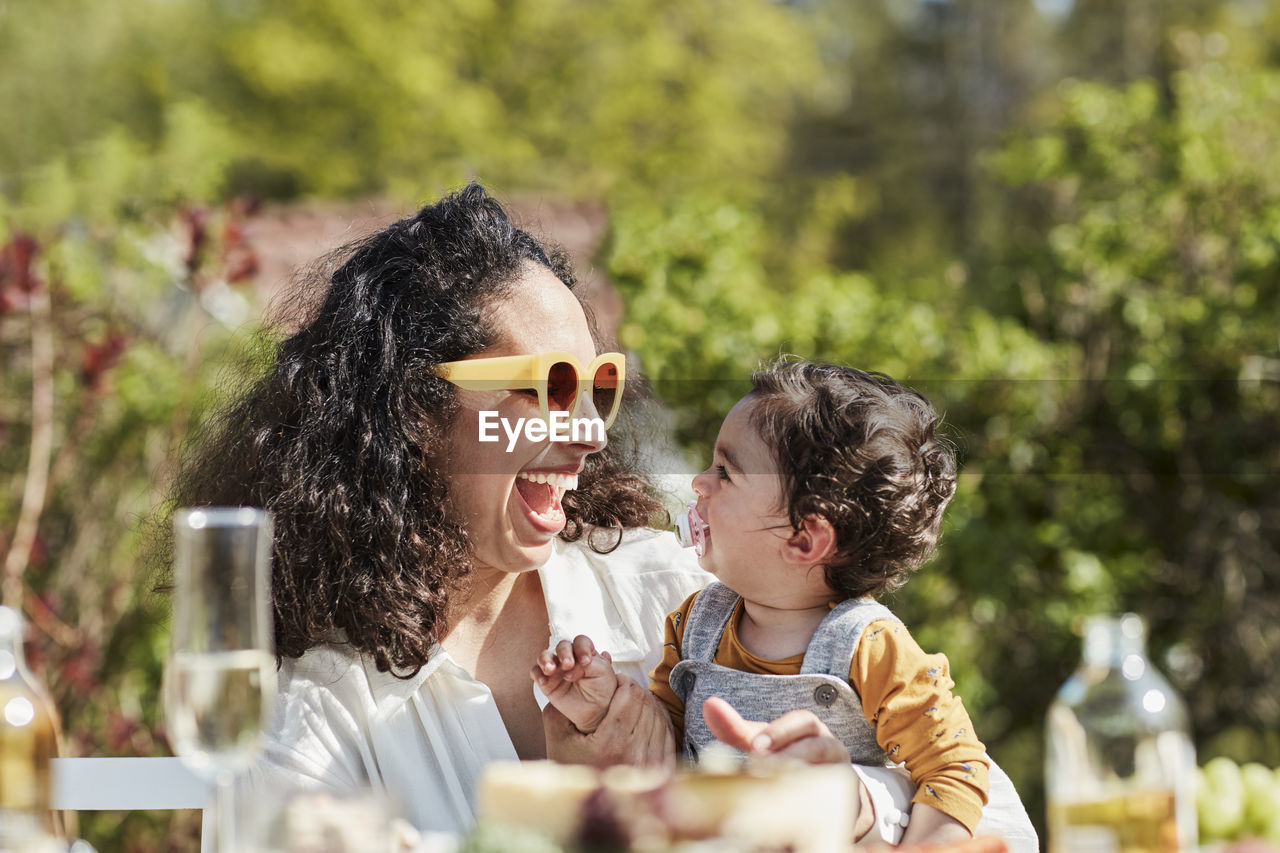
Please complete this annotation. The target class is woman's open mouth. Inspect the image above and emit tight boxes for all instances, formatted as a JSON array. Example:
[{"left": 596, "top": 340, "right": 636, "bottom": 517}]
[{"left": 514, "top": 470, "right": 579, "bottom": 533}]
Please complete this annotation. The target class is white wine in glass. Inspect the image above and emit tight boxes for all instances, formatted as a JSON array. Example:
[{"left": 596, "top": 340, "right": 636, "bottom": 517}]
[
  {"left": 166, "top": 648, "right": 275, "bottom": 769},
  {"left": 165, "top": 507, "right": 276, "bottom": 852}
]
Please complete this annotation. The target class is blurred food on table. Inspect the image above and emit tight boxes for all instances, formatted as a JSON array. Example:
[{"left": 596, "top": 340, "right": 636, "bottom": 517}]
[{"left": 473, "top": 755, "right": 857, "bottom": 851}]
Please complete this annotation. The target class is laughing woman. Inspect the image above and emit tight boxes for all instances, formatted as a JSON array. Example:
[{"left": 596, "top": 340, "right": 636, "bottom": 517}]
[{"left": 159, "top": 184, "right": 706, "bottom": 831}]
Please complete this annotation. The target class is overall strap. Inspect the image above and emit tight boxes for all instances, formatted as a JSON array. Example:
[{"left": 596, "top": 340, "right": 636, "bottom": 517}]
[
  {"left": 678, "top": 582, "right": 741, "bottom": 663},
  {"left": 800, "top": 597, "right": 901, "bottom": 679}
]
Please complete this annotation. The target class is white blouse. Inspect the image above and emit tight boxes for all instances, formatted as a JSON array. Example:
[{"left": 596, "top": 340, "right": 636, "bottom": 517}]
[{"left": 248, "top": 528, "right": 709, "bottom": 834}]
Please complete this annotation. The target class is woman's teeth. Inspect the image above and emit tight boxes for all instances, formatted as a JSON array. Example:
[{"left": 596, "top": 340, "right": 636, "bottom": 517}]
[
  {"left": 515, "top": 471, "right": 577, "bottom": 522},
  {"left": 517, "top": 471, "right": 579, "bottom": 491}
]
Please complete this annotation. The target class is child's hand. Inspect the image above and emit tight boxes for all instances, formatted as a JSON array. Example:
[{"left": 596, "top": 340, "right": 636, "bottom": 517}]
[
  {"left": 701, "top": 697, "right": 851, "bottom": 764},
  {"left": 531, "top": 634, "right": 618, "bottom": 734}
]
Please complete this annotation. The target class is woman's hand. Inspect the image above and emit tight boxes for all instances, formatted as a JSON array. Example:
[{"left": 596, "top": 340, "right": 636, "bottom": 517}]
[
  {"left": 543, "top": 673, "right": 675, "bottom": 768},
  {"left": 702, "top": 697, "right": 877, "bottom": 841}
]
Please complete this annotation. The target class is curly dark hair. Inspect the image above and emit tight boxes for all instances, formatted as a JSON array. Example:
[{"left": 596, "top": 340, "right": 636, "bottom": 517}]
[
  {"left": 158, "top": 183, "right": 666, "bottom": 674},
  {"left": 747, "top": 359, "right": 957, "bottom": 600}
]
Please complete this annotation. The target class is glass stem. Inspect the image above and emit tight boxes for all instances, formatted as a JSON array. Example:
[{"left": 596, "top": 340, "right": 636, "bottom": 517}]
[{"left": 215, "top": 769, "right": 236, "bottom": 853}]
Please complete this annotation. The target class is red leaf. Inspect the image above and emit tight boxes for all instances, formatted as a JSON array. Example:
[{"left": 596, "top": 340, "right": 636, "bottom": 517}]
[
  {"left": 229, "top": 194, "right": 262, "bottom": 218},
  {"left": 225, "top": 249, "right": 260, "bottom": 284},
  {"left": 61, "top": 644, "right": 100, "bottom": 692},
  {"left": 79, "top": 330, "right": 130, "bottom": 390},
  {"left": 107, "top": 710, "right": 141, "bottom": 753},
  {"left": 221, "top": 221, "right": 246, "bottom": 247},
  {"left": 177, "top": 207, "right": 208, "bottom": 275},
  {"left": 221, "top": 201, "right": 260, "bottom": 284},
  {"left": 27, "top": 533, "right": 47, "bottom": 568},
  {"left": 0, "top": 234, "right": 40, "bottom": 313}
]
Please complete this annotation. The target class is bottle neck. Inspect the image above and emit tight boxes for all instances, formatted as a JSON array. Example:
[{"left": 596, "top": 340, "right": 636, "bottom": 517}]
[{"left": 1082, "top": 612, "right": 1147, "bottom": 668}]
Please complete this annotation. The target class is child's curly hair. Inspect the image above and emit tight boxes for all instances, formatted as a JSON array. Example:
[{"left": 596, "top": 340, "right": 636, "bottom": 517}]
[{"left": 748, "top": 359, "right": 957, "bottom": 600}]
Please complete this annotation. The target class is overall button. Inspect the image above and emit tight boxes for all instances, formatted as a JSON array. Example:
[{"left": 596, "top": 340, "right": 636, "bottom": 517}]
[{"left": 813, "top": 684, "right": 838, "bottom": 706}]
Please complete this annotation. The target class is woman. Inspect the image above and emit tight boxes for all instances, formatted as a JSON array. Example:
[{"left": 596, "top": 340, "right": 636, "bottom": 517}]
[
  {"left": 161, "top": 184, "right": 1033, "bottom": 846},
  {"left": 162, "top": 184, "right": 706, "bottom": 831}
]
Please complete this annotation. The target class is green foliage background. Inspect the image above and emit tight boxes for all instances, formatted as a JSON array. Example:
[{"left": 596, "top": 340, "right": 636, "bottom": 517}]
[{"left": 2, "top": 1, "right": 1278, "bottom": 849}]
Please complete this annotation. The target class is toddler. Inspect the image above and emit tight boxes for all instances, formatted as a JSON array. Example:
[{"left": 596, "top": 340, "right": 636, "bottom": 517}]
[{"left": 533, "top": 360, "right": 990, "bottom": 844}]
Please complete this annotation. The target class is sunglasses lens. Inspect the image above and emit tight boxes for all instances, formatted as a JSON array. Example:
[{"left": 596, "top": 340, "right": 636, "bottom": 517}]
[
  {"left": 592, "top": 363, "right": 620, "bottom": 420},
  {"left": 547, "top": 362, "right": 578, "bottom": 411}
]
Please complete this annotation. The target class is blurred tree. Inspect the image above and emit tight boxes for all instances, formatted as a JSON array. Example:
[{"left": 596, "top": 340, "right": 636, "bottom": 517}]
[
  {"left": 1, "top": 203, "right": 270, "bottom": 850},
  {"left": 5, "top": 0, "right": 1280, "bottom": 847},
  {"left": 777, "top": 0, "right": 1271, "bottom": 287},
  {"left": 988, "top": 44, "right": 1280, "bottom": 757},
  {"left": 0, "top": 0, "right": 820, "bottom": 212},
  {"left": 612, "top": 34, "right": 1280, "bottom": 836},
  {"left": 781, "top": 0, "right": 1054, "bottom": 282},
  {"left": 0, "top": 4, "right": 822, "bottom": 848}
]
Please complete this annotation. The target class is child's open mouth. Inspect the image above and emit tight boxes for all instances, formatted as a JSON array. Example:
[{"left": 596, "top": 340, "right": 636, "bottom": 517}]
[{"left": 515, "top": 470, "right": 578, "bottom": 533}]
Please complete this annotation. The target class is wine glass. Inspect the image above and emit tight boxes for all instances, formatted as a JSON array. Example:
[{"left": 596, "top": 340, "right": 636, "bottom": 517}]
[{"left": 164, "top": 507, "right": 276, "bottom": 853}]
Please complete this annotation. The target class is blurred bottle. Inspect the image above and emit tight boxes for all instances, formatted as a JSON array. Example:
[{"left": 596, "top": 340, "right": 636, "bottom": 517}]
[
  {"left": 0, "top": 606, "right": 59, "bottom": 848},
  {"left": 1046, "top": 613, "right": 1197, "bottom": 852}
]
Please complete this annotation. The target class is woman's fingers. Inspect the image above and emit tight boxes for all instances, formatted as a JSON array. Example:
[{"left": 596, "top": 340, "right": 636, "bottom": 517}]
[
  {"left": 601, "top": 676, "right": 674, "bottom": 766},
  {"left": 545, "top": 675, "right": 675, "bottom": 767},
  {"left": 637, "top": 704, "right": 677, "bottom": 768},
  {"left": 602, "top": 676, "right": 647, "bottom": 736}
]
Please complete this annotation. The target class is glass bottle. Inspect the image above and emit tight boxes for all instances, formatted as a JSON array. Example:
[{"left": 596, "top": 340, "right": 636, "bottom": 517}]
[
  {"left": 0, "top": 606, "right": 58, "bottom": 847},
  {"left": 1046, "top": 613, "right": 1197, "bottom": 852}
]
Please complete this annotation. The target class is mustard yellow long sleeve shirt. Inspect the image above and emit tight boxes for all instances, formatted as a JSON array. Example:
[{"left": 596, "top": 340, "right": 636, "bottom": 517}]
[{"left": 649, "top": 591, "right": 990, "bottom": 834}]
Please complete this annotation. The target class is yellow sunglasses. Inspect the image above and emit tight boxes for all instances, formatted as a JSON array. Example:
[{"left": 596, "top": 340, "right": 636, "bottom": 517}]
[{"left": 435, "top": 351, "right": 625, "bottom": 428}]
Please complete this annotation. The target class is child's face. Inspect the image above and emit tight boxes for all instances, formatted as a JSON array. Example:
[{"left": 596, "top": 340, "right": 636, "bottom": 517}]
[{"left": 690, "top": 396, "right": 835, "bottom": 609}]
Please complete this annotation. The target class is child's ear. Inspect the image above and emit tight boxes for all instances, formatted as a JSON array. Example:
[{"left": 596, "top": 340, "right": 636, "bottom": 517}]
[{"left": 781, "top": 515, "right": 837, "bottom": 566}]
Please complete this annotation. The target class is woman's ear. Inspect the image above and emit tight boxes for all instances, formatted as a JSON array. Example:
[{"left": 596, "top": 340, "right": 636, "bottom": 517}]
[{"left": 780, "top": 515, "right": 837, "bottom": 566}]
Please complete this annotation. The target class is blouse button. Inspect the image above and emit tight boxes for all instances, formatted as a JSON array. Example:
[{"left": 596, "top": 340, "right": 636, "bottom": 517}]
[{"left": 813, "top": 684, "right": 838, "bottom": 706}]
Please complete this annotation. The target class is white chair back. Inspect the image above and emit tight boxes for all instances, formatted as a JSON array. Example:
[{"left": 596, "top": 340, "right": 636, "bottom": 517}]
[{"left": 51, "top": 757, "right": 213, "bottom": 851}]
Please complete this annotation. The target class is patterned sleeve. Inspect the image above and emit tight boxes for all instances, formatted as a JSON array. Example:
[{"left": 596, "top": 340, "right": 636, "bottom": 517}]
[
  {"left": 850, "top": 620, "right": 990, "bottom": 834},
  {"left": 647, "top": 590, "right": 700, "bottom": 747}
]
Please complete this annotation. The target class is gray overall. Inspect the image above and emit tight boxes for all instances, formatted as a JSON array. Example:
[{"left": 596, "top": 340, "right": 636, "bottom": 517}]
[{"left": 668, "top": 581, "right": 900, "bottom": 765}]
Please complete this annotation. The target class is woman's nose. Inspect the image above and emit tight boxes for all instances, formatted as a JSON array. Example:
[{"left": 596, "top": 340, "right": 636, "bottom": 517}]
[{"left": 564, "top": 391, "right": 608, "bottom": 453}]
